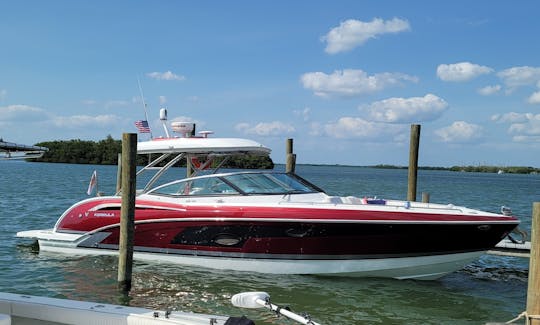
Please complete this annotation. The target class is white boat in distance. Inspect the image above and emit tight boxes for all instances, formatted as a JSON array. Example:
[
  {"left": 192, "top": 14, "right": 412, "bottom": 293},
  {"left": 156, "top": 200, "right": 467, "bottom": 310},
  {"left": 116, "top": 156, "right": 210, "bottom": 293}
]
[{"left": 17, "top": 110, "right": 520, "bottom": 280}]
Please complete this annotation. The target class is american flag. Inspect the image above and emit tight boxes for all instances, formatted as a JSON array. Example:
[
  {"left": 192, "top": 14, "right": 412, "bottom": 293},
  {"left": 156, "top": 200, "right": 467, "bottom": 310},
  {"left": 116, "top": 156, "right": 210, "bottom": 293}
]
[{"left": 135, "top": 120, "right": 151, "bottom": 133}]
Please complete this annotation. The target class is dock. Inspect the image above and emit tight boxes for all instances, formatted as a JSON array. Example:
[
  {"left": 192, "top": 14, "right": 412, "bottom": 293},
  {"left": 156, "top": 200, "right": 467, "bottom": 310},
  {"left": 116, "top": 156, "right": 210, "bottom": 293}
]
[
  {"left": 0, "top": 139, "right": 48, "bottom": 160},
  {"left": 488, "top": 239, "right": 531, "bottom": 258}
]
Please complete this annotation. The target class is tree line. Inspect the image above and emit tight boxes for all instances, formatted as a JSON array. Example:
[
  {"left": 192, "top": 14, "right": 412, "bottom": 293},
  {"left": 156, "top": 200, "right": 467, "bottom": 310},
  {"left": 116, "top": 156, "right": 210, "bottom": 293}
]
[
  {"left": 33, "top": 136, "right": 274, "bottom": 169},
  {"left": 371, "top": 164, "right": 540, "bottom": 174}
]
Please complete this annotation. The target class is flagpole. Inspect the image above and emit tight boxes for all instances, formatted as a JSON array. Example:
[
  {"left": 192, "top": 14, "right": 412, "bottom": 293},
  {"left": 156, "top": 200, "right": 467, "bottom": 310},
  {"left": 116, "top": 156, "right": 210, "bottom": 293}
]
[{"left": 137, "top": 77, "right": 153, "bottom": 139}]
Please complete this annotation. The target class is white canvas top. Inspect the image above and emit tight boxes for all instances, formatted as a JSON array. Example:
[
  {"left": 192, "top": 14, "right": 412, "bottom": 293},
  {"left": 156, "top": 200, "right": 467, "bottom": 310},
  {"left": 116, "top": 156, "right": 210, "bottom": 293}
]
[{"left": 137, "top": 136, "right": 271, "bottom": 155}]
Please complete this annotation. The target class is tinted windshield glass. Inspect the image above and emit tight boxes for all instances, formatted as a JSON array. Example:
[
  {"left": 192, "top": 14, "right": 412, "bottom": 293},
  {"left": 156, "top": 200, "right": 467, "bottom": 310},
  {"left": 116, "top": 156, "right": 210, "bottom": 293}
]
[
  {"left": 222, "top": 173, "right": 317, "bottom": 194},
  {"left": 151, "top": 177, "right": 239, "bottom": 196}
]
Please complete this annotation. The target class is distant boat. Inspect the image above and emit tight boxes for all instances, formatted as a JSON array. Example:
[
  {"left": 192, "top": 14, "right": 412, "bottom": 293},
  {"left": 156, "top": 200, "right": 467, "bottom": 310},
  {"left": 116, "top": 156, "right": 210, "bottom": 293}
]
[
  {"left": 0, "top": 138, "right": 48, "bottom": 160},
  {"left": 497, "top": 169, "right": 504, "bottom": 174}
]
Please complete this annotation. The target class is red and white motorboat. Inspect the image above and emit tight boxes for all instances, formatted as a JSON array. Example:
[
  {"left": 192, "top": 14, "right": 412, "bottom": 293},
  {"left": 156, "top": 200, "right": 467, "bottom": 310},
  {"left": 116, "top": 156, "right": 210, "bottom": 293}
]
[{"left": 17, "top": 114, "right": 520, "bottom": 280}]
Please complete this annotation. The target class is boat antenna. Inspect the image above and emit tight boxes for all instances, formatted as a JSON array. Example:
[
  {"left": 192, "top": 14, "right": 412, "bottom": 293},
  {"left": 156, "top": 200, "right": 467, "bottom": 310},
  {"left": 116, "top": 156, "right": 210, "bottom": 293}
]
[{"left": 137, "top": 77, "right": 153, "bottom": 139}]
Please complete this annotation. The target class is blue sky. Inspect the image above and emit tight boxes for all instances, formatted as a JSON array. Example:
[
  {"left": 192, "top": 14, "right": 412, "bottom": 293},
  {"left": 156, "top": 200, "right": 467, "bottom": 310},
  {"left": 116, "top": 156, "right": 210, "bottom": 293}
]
[{"left": 1, "top": 1, "right": 540, "bottom": 166}]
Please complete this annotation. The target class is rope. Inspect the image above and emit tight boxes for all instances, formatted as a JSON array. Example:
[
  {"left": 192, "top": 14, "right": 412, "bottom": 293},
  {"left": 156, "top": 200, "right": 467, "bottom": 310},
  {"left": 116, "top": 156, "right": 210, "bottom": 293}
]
[{"left": 506, "top": 311, "right": 540, "bottom": 324}]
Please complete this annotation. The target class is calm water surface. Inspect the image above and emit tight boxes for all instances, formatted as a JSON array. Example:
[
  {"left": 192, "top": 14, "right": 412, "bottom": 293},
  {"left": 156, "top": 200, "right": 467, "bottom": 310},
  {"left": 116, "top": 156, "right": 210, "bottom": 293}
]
[{"left": 1, "top": 161, "right": 538, "bottom": 324}]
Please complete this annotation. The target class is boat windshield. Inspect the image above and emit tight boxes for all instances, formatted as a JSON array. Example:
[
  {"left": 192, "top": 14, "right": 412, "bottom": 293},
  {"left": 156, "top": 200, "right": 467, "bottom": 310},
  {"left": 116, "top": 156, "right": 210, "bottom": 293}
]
[
  {"left": 222, "top": 172, "right": 318, "bottom": 194},
  {"left": 148, "top": 172, "right": 320, "bottom": 197}
]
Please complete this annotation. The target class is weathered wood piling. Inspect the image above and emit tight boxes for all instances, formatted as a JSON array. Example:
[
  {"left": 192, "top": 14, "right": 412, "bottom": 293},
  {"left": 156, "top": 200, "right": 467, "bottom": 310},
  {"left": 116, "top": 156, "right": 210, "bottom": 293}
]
[
  {"left": 527, "top": 202, "right": 540, "bottom": 324},
  {"left": 117, "top": 133, "right": 137, "bottom": 292},
  {"left": 286, "top": 138, "right": 296, "bottom": 173},
  {"left": 407, "top": 124, "right": 421, "bottom": 202}
]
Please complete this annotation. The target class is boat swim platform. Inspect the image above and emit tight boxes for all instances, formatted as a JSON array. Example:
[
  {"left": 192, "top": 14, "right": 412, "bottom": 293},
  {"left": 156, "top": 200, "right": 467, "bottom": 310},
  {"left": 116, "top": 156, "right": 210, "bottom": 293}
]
[{"left": 487, "top": 239, "right": 531, "bottom": 258}]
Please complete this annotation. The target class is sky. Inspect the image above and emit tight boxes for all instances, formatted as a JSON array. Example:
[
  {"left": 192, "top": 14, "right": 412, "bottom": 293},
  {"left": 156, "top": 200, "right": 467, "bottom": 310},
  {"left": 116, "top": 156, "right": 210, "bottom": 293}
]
[{"left": 1, "top": 1, "right": 540, "bottom": 167}]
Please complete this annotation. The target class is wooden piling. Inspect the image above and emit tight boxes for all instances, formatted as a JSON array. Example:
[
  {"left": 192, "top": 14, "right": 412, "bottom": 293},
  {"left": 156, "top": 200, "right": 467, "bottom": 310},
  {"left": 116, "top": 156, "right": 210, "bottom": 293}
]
[
  {"left": 116, "top": 153, "right": 122, "bottom": 194},
  {"left": 527, "top": 202, "right": 540, "bottom": 324},
  {"left": 117, "top": 133, "right": 137, "bottom": 292},
  {"left": 407, "top": 124, "right": 421, "bottom": 202},
  {"left": 285, "top": 138, "right": 296, "bottom": 173},
  {"left": 422, "top": 192, "right": 430, "bottom": 203}
]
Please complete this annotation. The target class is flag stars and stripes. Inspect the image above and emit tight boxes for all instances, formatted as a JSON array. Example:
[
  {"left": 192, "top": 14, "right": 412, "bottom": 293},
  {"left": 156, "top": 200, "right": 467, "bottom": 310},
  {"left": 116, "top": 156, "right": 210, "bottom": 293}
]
[{"left": 135, "top": 120, "right": 151, "bottom": 133}]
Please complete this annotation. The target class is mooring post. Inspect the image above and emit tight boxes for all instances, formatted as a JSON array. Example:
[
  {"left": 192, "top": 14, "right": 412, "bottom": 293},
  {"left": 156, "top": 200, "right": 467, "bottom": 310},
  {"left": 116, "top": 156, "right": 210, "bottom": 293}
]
[
  {"left": 116, "top": 153, "right": 122, "bottom": 194},
  {"left": 118, "top": 133, "right": 137, "bottom": 292},
  {"left": 527, "top": 202, "right": 540, "bottom": 324},
  {"left": 422, "top": 192, "right": 430, "bottom": 203},
  {"left": 285, "top": 138, "right": 296, "bottom": 173},
  {"left": 407, "top": 124, "right": 421, "bottom": 202}
]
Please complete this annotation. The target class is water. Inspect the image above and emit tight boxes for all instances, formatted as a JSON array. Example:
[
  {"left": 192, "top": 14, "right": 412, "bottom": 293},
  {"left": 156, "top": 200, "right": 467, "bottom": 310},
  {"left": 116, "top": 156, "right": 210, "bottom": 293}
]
[{"left": 1, "top": 161, "right": 539, "bottom": 324}]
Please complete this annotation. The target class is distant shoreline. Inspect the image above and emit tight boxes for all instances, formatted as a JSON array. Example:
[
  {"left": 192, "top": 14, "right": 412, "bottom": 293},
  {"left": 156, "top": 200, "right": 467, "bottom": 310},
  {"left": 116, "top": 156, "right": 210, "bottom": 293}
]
[{"left": 290, "top": 163, "right": 540, "bottom": 174}]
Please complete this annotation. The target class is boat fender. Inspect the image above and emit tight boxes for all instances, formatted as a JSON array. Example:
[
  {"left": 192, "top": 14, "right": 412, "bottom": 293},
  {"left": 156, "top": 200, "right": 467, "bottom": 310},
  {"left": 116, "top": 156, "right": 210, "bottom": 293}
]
[
  {"left": 224, "top": 316, "right": 255, "bottom": 325},
  {"left": 404, "top": 201, "right": 411, "bottom": 209}
]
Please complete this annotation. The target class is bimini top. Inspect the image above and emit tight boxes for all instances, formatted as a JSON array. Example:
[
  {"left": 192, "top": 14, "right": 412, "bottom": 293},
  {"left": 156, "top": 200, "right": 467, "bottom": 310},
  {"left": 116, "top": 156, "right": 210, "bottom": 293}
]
[{"left": 137, "top": 136, "right": 271, "bottom": 155}]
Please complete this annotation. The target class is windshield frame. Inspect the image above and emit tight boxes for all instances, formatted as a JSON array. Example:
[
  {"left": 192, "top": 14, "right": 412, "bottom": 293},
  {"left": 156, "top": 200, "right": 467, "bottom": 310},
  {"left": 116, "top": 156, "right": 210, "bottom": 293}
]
[{"left": 147, "top": 171, "right": 323, "bottom": 197}]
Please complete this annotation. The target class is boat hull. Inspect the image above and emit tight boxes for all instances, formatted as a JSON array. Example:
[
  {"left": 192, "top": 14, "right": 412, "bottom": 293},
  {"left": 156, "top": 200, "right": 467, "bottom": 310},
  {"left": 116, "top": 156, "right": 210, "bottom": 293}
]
[
  {"left": 36, "top": 240, "right": 484, "bottom": 280},
  {"left": 19, "top": 218, "right": 515, "bottom": 280}
]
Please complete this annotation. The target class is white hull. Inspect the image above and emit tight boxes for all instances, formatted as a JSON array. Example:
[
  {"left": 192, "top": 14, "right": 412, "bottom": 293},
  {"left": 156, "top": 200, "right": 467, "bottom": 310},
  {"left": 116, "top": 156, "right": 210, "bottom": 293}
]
[
  {"left": 0, "top": 292, "right": 229, "bottom": 325},
  {"left": 28, "top": 233, "right": 484, "bottom": 280}
]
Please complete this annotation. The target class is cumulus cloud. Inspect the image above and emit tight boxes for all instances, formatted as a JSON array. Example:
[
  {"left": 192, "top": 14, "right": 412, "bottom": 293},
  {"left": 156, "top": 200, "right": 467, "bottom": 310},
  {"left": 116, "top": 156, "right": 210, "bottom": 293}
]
[
  {"left": 146, "top": 71, "right": 186, "bottom": 81},
  {"left": 323, "top": 117, "right": 405, "bottom": 139},
  {"left": 507, "top": 113, "right": 540, "bottom": 137},
  {"left": 52, "top": 114, "right": 121, "bottom": 128},
  {"left": 0, "top": 104, "right": 48, "bottom": 121},
  {"left": 301, "top": 69, "right": 418, "bottom": 98},
  {"left": 434, "top": 121, "right": 483, "bottom": 143},
  {"left": 364, "top": 94, "right": 448, "bottom": 123},
  {"left": 477, "top": 85, "right": 501, "bottom": 96},
  {"left": 491, "top": 112, "right": 533, "bottom": 124},
  {"left": 235, "top": 121, "right": 295, "bottom": 136},
  {"left": 436, "top": 62, "right": 493, "bottom": 82},
  {"left": 322, "top": 17, "right": 410, "bottom": 54},
  {"left": 497, "top": 66, "right": 540, "bottom": 89},
  {"left": 528, "top": 91, "right": 540, "bottom": 104}
]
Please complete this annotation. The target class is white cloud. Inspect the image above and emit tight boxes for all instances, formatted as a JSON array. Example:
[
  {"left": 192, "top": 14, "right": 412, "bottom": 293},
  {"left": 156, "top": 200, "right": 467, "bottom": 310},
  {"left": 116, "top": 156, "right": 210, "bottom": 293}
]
[
  {"left": 235, "top": 121, "right": 295, "bottom": 136},
  {"left": 301, "top": 69, "right": 418, "bottom": 98},
  {"left": 434, "top": 121, "right": 483, "bottom": 143},
  {"left": 52, "top": 114, "right": 121, "bottom": 128},
  {"left": 497, "top": 66, "right": 540, "bottom": 89},
  {"left": 323, "top": 117, "right": 405, "bottom": 139},
  {"left": 104, "top": 100, "right": 130, "bottom": 109},
  {"left": 0, "top": 104, "right": 48, "bottom": 121},
  {"left": 364, "top": 94, "right": 448, "bottom": 123},
  {"left": 512, "top": 135, "right": 540, "bottom": 143},
  {"left": 491, "top": 112, "right": 533, "bottom": 124},
  {"left": 293, "top": 107, "right": 311, "bottom": 121},
  {"left": 477, "top": 85, "right": 501, "bottom": 96},
  {"left": 146, "top": 71, "right": 186, "bottom": 81},
  {"left": 322, "top": 17, "right": 410, "bottom": 54},
  {"left": 528, "top": 91, "right": 540, "bottom": 104},
  {"left": 507, "top": 113, "right": 540, "bottom": 136},
  {"left": 436, "top": 62, "right": 493, "bottom": 82},
  {"left": 492, "top": 112, "right": 540, "bottom": 142}
]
